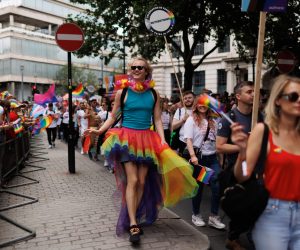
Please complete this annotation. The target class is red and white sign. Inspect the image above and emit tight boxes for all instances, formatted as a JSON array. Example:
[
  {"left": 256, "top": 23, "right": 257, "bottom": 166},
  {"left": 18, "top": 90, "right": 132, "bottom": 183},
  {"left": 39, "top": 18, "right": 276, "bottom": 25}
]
[
  {"left": 276, "top": 50, "right": 297, "bottom": 74},
  {"left": 55, "top": 23, "right": 84, "bottom": 52}
]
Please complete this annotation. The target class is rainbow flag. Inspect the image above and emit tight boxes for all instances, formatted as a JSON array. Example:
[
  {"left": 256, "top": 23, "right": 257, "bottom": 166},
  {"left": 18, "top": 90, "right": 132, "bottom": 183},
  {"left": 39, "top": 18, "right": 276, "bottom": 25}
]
[
  {"left": 72, "top": 83, "right": 84, "bottom": 97},
  {"left": 10, "top": 99, "right": 20, "bottom": 108},
  {"left": 198, "top": 94, "right": 223, "bottom": 113},
  {"left": 1, "top": 91, "right": 12, "bottom": 100},
  {"left": 196, "top": 166, "right": 214, "bottom": 184},
  {"left": 13, "top": 118, "right": 24, "bottom": 134},
  {"left": 39, "top": 116, "right": 53, "bottom": 129}
]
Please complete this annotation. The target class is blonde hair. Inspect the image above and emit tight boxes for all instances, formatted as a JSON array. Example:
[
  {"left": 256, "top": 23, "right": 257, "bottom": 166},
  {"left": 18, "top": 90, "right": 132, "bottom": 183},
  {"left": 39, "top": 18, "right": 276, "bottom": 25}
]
[
  {"left": 265, "top": 74, "right": 300, "bottom": 134},
  {"left": 127, "top": 57, "right": 153, "bottom": 78}
]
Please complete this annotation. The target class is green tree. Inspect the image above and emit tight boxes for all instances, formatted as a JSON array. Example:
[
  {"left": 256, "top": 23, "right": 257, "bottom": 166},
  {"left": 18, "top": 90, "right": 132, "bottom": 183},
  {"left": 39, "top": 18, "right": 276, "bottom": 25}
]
[{"left": 69, "top": 0, "right": 244, "bottom": 90}]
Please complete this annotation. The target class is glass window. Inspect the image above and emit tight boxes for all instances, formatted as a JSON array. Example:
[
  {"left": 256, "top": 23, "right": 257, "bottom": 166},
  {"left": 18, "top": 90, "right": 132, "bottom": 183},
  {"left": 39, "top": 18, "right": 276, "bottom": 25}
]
[
  {"left": 218, "top": 36, "right": 230, "bottom": 53},
  {"left": 170, "top": 73, "right": 182, "bottom": 95},
  {"left": 194, "top": 42, "right": 204, "bottom": 56},
  {"left": 172, "top": 36, "right": 181, "bottom": 58},
  {"left": 193, "top": 71, "right": 205, "bottom": 95},
  {"left": 217, "top": 69, "right": 227, "bottom": 93}
]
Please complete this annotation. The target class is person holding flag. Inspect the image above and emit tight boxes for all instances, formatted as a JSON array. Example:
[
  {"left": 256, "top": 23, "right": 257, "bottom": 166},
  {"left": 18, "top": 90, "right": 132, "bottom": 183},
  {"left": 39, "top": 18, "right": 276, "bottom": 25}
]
[{"left": 44, "top": 102, "right": 59, "bottom": 148}]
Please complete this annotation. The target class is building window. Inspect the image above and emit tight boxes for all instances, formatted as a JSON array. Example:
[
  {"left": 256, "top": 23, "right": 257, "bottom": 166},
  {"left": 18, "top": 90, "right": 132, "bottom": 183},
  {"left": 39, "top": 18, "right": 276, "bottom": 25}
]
[
  {"left": 172, "top": 36, "right": 181, "bottom": 58},
  {"left": 194, "top": 42, "right": 204, "bottom": 56},
  {"left": 193, "top": 71, "right": 205, "bottom": 95},
  {"left": 171, "top": 72, "right": 182, "bottom": 95},
  {"left": 218, "top": 36, "right": 230, "bottom": 53},
  {"left": 217, "top": 69, "right": 227, "bottom": 93}
]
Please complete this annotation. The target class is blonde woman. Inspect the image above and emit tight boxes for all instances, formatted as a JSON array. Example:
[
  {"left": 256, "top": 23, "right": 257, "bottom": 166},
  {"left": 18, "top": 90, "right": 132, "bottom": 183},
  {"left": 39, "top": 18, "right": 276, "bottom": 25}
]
[
  {"left": 85, "top": 57, "right": 197, "bottom": 244},
  {"left": 184, "top": 95, "right": 225, "bottom": 229},
  {"left": 231, "top": 75, "right": 300, "bottom": 250}
]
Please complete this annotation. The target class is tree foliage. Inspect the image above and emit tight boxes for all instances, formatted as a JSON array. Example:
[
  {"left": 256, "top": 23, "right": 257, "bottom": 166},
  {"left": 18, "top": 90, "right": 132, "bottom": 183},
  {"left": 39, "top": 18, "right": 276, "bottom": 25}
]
[{"left": 69, "top": 0, "right": 300, "bottom": 90}]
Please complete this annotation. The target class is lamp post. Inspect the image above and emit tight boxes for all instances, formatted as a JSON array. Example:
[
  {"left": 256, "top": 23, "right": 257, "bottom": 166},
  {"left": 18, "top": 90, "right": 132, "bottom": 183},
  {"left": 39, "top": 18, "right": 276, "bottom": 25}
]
[
  {"left": 100, "top": 55, "right": 104, "bottom": 88},
  {"left": 20, "top": 65, "right": 24, "bottom": 102},
  {"left": 249, "top": 47, "right": 256, "bottom": 82},
  {"left": 234, "top": 64, "right": 240, "bottom": 84}
]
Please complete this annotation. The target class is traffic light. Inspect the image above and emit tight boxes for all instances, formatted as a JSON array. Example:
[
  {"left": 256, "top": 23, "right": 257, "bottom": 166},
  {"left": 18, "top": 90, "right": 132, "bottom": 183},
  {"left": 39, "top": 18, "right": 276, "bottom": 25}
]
[{"left": 32, "top": 86, "right": 39, "bottom": 96}]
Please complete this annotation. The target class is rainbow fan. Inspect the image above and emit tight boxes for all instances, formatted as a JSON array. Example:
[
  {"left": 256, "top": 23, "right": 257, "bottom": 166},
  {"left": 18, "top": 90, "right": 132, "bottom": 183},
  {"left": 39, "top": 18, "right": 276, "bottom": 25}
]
[{"left": 72, "top": 83, "right": 84, "bottom": 97}]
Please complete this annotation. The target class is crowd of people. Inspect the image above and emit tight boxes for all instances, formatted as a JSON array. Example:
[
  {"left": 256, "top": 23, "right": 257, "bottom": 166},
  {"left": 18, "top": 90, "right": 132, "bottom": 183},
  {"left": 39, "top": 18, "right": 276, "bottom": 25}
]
[{"left": 1, "top": 56, "right": 299, "bottom": 250}]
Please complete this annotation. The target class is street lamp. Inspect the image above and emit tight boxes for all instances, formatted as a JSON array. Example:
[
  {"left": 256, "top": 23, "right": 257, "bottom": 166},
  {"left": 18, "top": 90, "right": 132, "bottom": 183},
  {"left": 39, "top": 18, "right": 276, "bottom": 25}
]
[
  {"left": 249, "top": 47, "right": 256, "bottom": 82},
  {"left": 234, "top": 64, "right": 240, "bottom": 84},
  {"left": 20, "top": 65, "right": 24, "bottom": 102},
  {"left": 100, "top": 55, "right": 104, "bottom": 89}
]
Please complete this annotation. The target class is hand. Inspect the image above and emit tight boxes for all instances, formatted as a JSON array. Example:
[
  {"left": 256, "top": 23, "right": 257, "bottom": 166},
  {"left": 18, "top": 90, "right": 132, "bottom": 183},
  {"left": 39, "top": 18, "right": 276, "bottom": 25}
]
[
  {"left": 182, "top": 113, "right": 189, "bottom": 122},
  {"left": 161, "top": 139, "right": 167, "bottom": 145},
  {"left": 230, "top": 123, "right": 248, "bottom": 151},
  {"left": 190, "top": 155, "right": 198, "bottom": 165},
  {"left": 84, "top": 129, "right": 93, "bottom": 136}
]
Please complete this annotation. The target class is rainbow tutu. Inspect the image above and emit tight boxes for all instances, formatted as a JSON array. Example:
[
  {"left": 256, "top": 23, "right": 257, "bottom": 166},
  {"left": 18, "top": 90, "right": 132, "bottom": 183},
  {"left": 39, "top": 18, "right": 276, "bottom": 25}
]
[{"left": 102, "top": 127, "right": 198, "bottom": 235}]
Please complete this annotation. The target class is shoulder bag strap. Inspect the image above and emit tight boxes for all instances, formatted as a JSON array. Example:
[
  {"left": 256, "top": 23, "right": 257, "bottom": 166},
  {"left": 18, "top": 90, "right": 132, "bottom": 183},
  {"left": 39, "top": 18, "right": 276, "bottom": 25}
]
[
  {"left": 198, "top": 121, "right": 210, "bottom": 151},
  {"left": 254, "top": 123, "right": 269, "bottom": 177}
]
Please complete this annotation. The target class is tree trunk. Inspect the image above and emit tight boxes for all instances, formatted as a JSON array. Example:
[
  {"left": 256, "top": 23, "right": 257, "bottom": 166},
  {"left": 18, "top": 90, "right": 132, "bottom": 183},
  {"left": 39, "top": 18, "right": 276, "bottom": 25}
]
[{"left": 184, "top": 63, "right": 195, "bottom": 91}]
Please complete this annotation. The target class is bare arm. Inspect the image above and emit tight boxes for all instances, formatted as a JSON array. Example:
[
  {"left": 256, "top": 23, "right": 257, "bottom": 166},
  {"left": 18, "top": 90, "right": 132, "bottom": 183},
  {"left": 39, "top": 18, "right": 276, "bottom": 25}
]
[
  {"left": 231, "top": 123, "right": 266, "bottom": 182},
  {"left": 172, "top": 112, "right": 189, "bottom": 130},
  {"left": 153, "top": 90, "right": 166, "bottom": 144},
  {"left": 186, "top": 138, "right": 198, "bottom": 165},
  {"left": 216, "top": 135, "right": 240, "bottom": 154}
]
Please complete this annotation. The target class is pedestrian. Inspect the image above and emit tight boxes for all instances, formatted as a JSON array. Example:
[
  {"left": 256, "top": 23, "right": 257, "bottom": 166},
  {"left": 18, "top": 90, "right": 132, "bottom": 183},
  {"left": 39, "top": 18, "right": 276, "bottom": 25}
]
[
  {"left": 44, "top": 102, "right": 59, "bottom": 148},
  {"left": 216, "top": 81, "right": 263, "bottom": 250},
  {"left": 231, "top": 74, "right": 300, "bottom": 250},
  {"left": 171, "top": 90, "right": 195, "bottom": 154},
  {"left": 85, "top": 56, "right": 198, "bottom": 244},
  {"left": 184, "top": 95, "right": 225, "bottom": 230}
]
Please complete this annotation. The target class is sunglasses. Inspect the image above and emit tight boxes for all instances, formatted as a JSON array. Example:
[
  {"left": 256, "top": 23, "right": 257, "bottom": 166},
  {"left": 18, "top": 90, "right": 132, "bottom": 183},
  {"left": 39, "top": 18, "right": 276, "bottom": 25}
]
[
  {"left": 281, "top": 92, "right": 300, "bottom": 102},
  {"left": 131, "top": 66, "right": 144, "bottom": 70}
]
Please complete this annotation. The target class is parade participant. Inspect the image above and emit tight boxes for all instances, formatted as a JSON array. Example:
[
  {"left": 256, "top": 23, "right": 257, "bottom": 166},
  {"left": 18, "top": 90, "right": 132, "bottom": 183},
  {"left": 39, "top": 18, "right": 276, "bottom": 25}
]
[
  {"left": 44, "top": 103, "right": 59, "bottom": 148},
  {"left": 184, "top": 96, "right": 226, "bottom": 229},
  {"left": 86, "top": 96, "right": 101, "bottom": 160},
  {"left": 231, "top": 75, "right": 300, "bottom": 250},
  {"left": 77, "top": 101, "right": 88, "bottom": 154},
  {"left": 171, "top": 90, "right": 195, "bottom": 153},
  {"left": 85, "top": 57, "right": 198, "bottom": 244}
]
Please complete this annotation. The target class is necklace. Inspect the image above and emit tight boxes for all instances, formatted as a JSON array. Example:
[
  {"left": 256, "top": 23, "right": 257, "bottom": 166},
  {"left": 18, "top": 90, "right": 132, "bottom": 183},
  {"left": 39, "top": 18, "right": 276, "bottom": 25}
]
[{"left": 115, "top": 75, "right": 155, "bottom": 92}]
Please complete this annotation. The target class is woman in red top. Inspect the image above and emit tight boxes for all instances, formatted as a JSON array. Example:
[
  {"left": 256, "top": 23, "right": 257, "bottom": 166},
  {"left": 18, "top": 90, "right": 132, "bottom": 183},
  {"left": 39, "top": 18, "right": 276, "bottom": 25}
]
[{"left": 231, "top": 74, "right": 300, "bottom": 250}]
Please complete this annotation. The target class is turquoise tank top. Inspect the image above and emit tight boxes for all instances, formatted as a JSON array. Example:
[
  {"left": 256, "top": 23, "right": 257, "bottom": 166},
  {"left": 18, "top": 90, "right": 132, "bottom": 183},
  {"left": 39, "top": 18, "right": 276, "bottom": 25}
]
[{"left": 122, "top": 88, "right": 154, "bottom": 129}]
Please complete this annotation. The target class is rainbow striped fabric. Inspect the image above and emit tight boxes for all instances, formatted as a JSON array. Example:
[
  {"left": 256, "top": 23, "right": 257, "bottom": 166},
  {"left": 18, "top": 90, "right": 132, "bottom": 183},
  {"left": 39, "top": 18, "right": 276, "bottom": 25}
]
[
  {"left": 195, "top": 166, "right": 215, "bottom": 184},
  {"left": 72, "top": 83, "right": 84, "bottom": 97}
]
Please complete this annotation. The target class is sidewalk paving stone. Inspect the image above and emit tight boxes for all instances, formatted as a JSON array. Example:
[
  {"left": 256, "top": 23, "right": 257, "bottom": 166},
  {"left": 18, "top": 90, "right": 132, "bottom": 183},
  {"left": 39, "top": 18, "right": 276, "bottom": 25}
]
[{"left": 0, "top": 135, "right": 209, "bottom": 249}]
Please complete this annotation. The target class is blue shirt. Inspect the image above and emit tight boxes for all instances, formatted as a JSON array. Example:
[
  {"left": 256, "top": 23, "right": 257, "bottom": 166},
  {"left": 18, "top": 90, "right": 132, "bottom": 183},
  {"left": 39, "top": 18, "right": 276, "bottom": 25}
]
[{"left": 122, "top": 88, "right": 154, "bottom": 129}]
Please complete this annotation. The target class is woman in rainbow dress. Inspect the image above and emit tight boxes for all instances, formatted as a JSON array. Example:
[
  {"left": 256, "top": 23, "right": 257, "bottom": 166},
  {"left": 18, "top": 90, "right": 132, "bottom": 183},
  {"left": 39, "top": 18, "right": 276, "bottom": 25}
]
[{"left": 85, "top": 57, "right": 198, "bottom": 244}]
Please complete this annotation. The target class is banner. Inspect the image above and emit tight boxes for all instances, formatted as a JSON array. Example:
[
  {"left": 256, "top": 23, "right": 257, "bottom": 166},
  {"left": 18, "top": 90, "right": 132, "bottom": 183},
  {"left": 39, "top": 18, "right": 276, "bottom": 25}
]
[{"left": 241, "top": 0, "right": 288, "bottom": 12}]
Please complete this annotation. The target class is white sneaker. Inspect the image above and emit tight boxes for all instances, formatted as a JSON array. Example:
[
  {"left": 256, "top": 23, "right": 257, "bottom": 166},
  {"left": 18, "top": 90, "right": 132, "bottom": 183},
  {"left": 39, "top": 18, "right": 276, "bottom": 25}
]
[
  {"left": 192, "top": 214, "right": 205, "bottom": 227},
  {"left": 81, "top": 149, "right": 84, "bottom": 154},
  {"left": 208, "top": 215, "right": 226, "bottom": 229},
  {"left": 48, "top": 144, "right": 52, "bottom": 149}
]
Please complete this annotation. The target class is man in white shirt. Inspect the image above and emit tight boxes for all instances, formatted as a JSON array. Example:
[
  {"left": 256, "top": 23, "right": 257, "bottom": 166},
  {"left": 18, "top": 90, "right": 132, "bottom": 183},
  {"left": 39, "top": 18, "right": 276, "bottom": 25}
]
[
  {"left": 45, "top": 103, "right": 59, "bottom": 148},
  {"left": 171, "top": 90, "right": 195, "bottom": 154}
]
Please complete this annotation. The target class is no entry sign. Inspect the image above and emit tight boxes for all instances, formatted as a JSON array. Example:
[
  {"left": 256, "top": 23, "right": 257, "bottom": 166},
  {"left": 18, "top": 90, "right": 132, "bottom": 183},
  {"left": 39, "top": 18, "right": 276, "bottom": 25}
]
[
  {"left": 55, "top": 23, "right": 84, "bottom": 52},
  {"left": 276, "top": 50, "right": 297, "bottom": 74}
]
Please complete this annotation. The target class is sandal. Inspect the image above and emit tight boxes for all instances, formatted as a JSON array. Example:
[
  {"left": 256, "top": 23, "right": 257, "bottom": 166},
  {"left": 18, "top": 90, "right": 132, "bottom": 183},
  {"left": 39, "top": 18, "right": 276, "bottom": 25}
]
[{"left": 129, "top": 225, "right": 141, "bottom": 243}]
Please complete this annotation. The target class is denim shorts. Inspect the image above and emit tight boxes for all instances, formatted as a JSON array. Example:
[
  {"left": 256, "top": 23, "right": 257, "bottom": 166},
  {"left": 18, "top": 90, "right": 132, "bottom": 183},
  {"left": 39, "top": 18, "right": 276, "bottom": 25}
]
[{"left": 252, "top": 198, "right": 300, "bottom": 250}]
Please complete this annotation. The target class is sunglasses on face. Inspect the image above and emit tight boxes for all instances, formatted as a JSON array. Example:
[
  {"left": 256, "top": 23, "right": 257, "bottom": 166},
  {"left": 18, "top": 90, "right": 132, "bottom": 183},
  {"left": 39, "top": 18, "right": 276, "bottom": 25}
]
[
  {"left": 281, "top": 92, "right": 300, "bottom": 102},
  {"left": 131, "top": 66, "right": 144, "bottom": 70}
]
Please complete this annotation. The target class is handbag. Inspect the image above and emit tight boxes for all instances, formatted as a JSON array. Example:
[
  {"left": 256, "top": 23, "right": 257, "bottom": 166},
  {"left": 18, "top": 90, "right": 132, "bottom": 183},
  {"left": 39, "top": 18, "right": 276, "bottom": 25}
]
[{"left": 220, "top": 123, "right": 270, "bottom": 229}]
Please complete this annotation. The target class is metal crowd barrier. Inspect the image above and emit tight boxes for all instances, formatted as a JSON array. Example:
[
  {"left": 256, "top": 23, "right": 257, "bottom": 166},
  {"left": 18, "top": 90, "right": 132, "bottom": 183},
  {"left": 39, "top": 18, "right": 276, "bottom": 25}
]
[{"left": 0, "top": 130, "right": 49, "bottom": 247}]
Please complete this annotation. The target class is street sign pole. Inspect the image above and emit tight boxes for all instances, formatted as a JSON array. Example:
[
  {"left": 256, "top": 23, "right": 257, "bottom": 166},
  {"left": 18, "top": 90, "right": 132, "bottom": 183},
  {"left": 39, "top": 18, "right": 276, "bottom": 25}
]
[
  {"left": 55, "top": 23, "right": 84, "bottom": 174},
  {"left": 68, "top": 52, "right": 75, "bottom": 173}
]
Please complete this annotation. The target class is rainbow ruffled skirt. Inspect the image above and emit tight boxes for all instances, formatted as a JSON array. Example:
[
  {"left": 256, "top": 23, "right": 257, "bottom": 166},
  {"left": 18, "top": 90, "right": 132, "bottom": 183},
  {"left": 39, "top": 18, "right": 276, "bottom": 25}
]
[{"left": 102, "top": 127, "right": 198, "bottom": 235}]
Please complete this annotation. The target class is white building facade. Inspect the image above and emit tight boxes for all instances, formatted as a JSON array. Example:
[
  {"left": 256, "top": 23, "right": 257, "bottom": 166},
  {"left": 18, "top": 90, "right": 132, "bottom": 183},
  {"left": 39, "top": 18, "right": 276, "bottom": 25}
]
[{"left": 152, "top": 35, "right": 261, "bottom": 98}]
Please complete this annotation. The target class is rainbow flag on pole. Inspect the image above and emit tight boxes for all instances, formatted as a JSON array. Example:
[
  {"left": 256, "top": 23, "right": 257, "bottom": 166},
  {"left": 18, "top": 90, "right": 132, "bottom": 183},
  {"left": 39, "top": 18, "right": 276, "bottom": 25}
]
[{"left": 72, "top": 83, "right": 84, "bottom": 97}]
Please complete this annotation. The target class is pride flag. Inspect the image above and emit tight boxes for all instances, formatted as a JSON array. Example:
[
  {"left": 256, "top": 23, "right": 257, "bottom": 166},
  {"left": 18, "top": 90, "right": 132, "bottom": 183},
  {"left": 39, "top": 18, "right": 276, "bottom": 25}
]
[
  {"left": 34, "top": 84, "right": 57, "bottom": 106},
  {"left": 13, "top": 118, "right": 24, "bottom": 134},
  {"left": 31, "top": 104, "right": 46, "bottom": 118},
  {"left": 39, "top": 116, "right": 53, "bottom": 129},
  {"left": 72, "top": 83, "right": 84, "bottom": 97},
  {"left": 196, "top": 166, "right": 214, "bottom": 184}
]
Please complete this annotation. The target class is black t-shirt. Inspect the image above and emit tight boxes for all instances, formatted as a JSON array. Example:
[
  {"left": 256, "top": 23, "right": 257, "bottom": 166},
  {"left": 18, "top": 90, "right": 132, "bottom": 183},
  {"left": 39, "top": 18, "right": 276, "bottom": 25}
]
[{"left": 217, "top": 107, "right": 263, "bottom": 167}]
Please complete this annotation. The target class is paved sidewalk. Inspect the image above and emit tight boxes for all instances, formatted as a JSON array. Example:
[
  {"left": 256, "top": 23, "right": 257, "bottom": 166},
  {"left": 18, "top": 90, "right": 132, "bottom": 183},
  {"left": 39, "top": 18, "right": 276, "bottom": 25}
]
[{"left": 0, "top": 134, "right": 210, "bottom": 250}]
